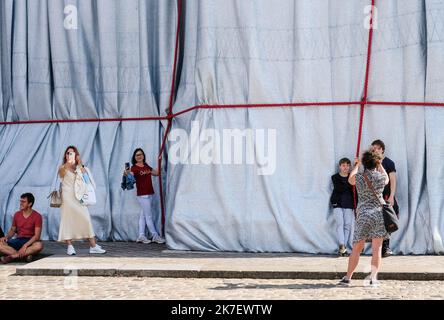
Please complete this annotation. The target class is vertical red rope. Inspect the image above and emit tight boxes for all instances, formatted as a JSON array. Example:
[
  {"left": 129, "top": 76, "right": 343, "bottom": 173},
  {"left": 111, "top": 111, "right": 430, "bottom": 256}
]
[
  {"left": 354, "top": 0, "right": 376, "bottom": 211},
  {"left": 158, "top": 0, "right": 182, "bottom": 233},
  {"left": 166, "top": 0, "right": 183, "bottom": 117},
  {"left": 356, "top": 0, "right": 376, "bottom": 157}
]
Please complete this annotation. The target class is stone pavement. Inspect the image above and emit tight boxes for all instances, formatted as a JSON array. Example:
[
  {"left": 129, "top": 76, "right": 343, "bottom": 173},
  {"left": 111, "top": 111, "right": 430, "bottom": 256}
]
[
  {"left": 9, "top": 241, "right": 444, "bottom": 280},
  {"left": 1, "top": 242, "right": 444, "bottom": 300},
  {"left": 1, "top": 265, "right": 444, "bottom": 300}
]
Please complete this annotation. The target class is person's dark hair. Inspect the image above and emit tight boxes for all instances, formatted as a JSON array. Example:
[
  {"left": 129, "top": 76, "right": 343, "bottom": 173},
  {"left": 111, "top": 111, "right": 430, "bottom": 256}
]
[
  {"left": 361, "top": 149, "right": 383, "bottom": 171},
  {"left": 62, "top": 145, "right": 80, "bottom": 165},
  {"left": 132, "top": 148, "right": 147, "bottom": 166},
  {"left": 371, "top": 139, "right": 385, "bottom": 153},
  {"left": 21, "top": 193, "right": 35, "bottom": 207},
  {"left": 338, "top": 158, "right": 351, "bottom": 166}
]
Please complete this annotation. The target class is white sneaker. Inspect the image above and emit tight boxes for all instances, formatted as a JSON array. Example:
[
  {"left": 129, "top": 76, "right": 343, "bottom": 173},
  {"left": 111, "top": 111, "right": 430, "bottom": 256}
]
[
  {"left": 67, "top": 245, "right": 76, "bottom": 256},
  {"left": 152, "top": 235, "right": 166, "bottom": 244},
  {"left": 370, "top": 279, "right": 381, "bottom": 287},
  {"left": 136, "top": 235, "right": 151, "bottom": 244},
  {"left": 89, "top": 245, "right": 106, "bottom": 254}
]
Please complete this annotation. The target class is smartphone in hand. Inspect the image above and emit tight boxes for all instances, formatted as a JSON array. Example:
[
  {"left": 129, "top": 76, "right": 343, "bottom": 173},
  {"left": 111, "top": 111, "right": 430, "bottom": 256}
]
[
  {"left": 125, "top": 162, "right": 130, "bottom": 170},
  {"left": 68, "top": 152, "right": 75, "bottom": 164}
]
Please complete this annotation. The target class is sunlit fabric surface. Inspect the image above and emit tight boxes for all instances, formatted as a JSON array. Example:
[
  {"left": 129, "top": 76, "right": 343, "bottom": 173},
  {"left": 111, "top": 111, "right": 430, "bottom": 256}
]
[
  {"left": 1, "top": 0, "right": 443, "bottom": 253},
  {"left": 0, "top": 0, "right": 177, "bottom": 240},
  {"left": 166, "top": 0, "right": 444, "bottom": 253}
]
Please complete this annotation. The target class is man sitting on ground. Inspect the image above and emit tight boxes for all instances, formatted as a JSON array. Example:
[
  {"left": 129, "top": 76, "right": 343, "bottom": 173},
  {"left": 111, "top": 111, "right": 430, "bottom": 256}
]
[{"left": 0, "top": 193, "right": 43, "bottom": 263}]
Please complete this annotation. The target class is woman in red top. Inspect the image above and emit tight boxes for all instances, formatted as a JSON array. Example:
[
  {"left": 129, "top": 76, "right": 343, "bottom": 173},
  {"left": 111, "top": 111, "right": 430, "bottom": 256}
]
[{"left": 124, "top": 148, "right": 165, "bottom": 244}]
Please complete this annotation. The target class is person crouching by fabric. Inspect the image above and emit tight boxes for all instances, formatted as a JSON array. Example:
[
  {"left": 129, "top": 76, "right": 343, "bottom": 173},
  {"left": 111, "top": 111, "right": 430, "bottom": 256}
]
[
  {"left": 58, "top": 146, "right": 106, "bottom": 255},
  {"left": 123, "top": 148, "right": 165, "bottom": 244},
  {"left": 330, "top": 158, "right": 355, "bottom": 256},
  {"left": 338, "top": 149, "right": 390, "bottom": 287},
  {"left": 0, "top": 193, "right": 43, "bottom": 264}
]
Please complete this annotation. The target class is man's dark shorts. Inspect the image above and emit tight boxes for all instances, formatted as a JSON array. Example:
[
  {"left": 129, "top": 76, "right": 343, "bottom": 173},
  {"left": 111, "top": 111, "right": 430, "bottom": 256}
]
[{"left": 7, "top": 237, "right": 31, "bottom": 250}]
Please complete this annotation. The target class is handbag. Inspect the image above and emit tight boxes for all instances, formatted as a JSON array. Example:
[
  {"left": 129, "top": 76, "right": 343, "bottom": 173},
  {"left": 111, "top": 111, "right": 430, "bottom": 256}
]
[
  {"left": 48, "top": 182, "right": 62, "bottom": 208},
  {"left": 80, "top": 178, "right": 96, "bottom": 206},
  {"left": 77, "top": 167, "right": 97, "bottom": 206},
  {"left": 363, "top": 172, "right": 399, "bottom": 233}
]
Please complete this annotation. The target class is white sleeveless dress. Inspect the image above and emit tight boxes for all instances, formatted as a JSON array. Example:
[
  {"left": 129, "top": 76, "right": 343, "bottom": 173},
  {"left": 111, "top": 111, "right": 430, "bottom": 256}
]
[{"left": 58, "top": 170, "right": 95, "bottom": 241}]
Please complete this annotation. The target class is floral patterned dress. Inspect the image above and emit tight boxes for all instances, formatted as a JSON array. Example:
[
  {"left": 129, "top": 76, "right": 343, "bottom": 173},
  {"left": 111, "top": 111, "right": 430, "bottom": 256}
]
[{"left": 353, "top": 169, "right": 390, "bottom": 243}]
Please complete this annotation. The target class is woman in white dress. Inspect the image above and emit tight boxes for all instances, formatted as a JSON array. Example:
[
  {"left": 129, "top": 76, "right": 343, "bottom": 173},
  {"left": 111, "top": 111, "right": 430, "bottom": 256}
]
[{"left": 58, "top": 146, "right": 106, "bottom": 255}]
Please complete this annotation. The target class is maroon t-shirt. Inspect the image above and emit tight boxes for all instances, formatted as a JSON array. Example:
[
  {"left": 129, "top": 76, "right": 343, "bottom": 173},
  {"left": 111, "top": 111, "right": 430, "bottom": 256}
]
[
  {"left": 12, "top": 210, "right": 42, "bottom": 238},
  {"left": 131, "top": 164, "right": 155, "bottom": 196}
]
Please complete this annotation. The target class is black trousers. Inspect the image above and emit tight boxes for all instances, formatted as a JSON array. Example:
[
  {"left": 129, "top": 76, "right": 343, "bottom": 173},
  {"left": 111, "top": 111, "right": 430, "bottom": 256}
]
[
  {"left": 0, "top": 226, "right": 4, "bottom": 238},
  {"left": 382, "top": 198, "right": 399, "bottom": 253}
]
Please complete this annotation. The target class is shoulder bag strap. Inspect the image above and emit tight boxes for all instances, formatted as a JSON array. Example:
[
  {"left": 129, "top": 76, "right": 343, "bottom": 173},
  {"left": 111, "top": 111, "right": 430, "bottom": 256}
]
[
  {"left": 363, "top": 172, "right": 384, "bottom": 207},
  {"left": 52, "top": 127, "right": 70, "bottom": 194},
  {"left": 85, "top": 166, "right": 96, "bottom": 190}
]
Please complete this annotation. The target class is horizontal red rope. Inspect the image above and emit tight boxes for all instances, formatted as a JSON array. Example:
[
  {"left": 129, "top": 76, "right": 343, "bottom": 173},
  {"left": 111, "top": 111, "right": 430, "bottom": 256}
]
[
  {"left": 170, "top": 101, "right": 363, "bottom": 118},
  {"left": 198, "top": 101, "right": 361, "bottom": 109},
  {"left": 367, "top": 101, "right": 444, "bottom": 107},
  {"left": 1, "top": 100, "right": 444, "bottom": 126}
]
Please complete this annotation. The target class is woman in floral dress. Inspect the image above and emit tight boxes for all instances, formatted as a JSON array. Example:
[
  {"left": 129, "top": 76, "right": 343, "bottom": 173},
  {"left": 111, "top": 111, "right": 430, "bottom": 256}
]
[{"left": 338, "top": 149, "right": 390, "bottom": 286}]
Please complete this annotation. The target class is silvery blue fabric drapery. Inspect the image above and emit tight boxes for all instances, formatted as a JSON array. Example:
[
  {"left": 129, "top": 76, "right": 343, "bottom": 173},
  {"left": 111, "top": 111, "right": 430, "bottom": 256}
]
[
  {"left": 0, "top": 0, "right": 177, "bottom": 240},
  {"left": 166, "top": 0, "right": 444, "bottom": 254},
  {"left": 1, "top": 0, "right": 443, "bottom": 254}
]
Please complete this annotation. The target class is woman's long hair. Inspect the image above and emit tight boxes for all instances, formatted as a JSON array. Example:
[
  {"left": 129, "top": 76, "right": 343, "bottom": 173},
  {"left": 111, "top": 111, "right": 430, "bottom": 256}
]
[
  {"left": 62, "top": 146, "right": 80, "bottom": 165},
  {"left": 131, "top": 148, "right": 147, "bottom": 166}
]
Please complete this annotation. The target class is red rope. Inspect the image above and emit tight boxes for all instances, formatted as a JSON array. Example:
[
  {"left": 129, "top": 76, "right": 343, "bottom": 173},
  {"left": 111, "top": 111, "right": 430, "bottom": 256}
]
[
  {"left": 355, "top": 102, "right": 366, "bottom": 160},
  {"left": 167, "top": 0, "right": 182, "bottom": 117},
  {"left": 367, "top": 101, "right": 444, "bottom": 107},
  {"left": 2, "top": 100, "right": 444, "bottom": 126},
  {"left": 171, "top": 101, "right": 362, "bottom": 118},
  {"left": 356, "top": 0, "right": 376, "bottom": 158},
  {"left": 158, "top": 118, "right": 173, "bottom": 231},
  {"left": 354, "top": 0, "right": 376, "bottom": 212},
  {"left": 1, "top": 0, "right": 443, "bottom": 229},
  {"left": 362, "top": 1, "right": 376, "bottom": 102},
  {"left": 157, "top": 0, "right": 183, "bottom": 231}
]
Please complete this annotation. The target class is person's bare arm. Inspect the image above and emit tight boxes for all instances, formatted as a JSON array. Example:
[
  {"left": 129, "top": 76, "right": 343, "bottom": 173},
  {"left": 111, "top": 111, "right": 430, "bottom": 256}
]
[
  {"left": 124, "top": 167, "right": 133, "bottom": 176},
  {"left": 18, "top": 226, "right": 42, "bottom": 258},
  {"left": 58, "top": 165, "right": 66, "bottom": 178},
  {"left": 377, "top": 163, "right": 389, "bottom": 185},
  {"left": 150, "top": 168, "right": 160, "bottom": 176},
  {"left": 27, "top": 226, "right": 41, "bottom": 246},
  {"left": 348, "top": 159, "right": 361, "bottom": 186},
  {"left": 0, "top": 226, "right": 17, "bottom": 243},
  {"left": 388, "top": 172, "right": 397, "bottom": 205}
]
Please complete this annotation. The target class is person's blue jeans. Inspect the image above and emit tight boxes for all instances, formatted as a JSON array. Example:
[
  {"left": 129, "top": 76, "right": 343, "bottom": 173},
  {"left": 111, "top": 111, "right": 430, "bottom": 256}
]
[{"left": 333, "top": 208, "right": 354, "bottom": 251}]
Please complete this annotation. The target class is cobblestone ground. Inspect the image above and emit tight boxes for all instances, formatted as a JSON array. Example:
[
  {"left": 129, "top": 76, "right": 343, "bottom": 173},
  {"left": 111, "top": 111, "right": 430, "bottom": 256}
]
[{"left": 1, "top": 265, "right": 443, "bottom": 300}]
